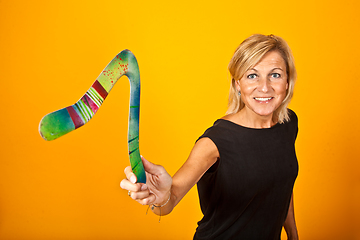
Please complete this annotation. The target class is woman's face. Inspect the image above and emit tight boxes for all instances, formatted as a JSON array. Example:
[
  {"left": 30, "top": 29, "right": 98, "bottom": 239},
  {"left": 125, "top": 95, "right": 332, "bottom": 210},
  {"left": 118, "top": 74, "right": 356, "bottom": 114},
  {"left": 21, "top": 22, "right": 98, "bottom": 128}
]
[{"left": 236, "top": 51, "right": 288, "bottom": 119}]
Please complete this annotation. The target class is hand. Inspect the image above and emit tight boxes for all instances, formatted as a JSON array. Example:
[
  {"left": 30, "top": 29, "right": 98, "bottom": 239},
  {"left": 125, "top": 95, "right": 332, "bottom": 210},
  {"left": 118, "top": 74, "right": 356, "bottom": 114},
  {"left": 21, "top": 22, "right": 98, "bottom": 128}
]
[{"left": 120, "top": 156, "right": 172, "bottom": 206}]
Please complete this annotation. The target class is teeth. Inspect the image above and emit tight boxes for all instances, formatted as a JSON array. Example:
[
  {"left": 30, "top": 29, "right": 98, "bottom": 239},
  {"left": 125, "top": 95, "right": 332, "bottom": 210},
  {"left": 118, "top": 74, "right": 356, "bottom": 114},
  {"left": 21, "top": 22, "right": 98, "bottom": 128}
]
[{"left": 255, "top": 97, "right": 272, "bottom": 101}]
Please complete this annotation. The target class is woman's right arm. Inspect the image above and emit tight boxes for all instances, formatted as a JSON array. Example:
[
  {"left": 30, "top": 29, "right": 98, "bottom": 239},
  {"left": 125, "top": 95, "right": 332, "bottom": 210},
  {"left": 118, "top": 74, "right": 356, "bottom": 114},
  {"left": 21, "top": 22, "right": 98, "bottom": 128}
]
[{"left": 120, "top": 137, "right": 219, "bottom": 216}]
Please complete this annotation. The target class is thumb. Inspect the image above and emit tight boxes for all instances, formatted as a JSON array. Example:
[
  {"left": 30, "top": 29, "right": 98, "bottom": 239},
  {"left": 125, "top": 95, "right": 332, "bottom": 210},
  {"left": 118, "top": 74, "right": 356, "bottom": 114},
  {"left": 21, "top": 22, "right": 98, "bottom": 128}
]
[{"left": 141, "top": 155, "right": 164, "bottom": 175}]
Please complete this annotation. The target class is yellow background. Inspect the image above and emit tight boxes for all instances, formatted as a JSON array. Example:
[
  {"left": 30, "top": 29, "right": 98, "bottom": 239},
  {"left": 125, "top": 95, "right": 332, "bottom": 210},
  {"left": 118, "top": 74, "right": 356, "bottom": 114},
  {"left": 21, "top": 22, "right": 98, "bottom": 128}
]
[{"left": 1, "top": 0, "right": 359, "bottom": 239}]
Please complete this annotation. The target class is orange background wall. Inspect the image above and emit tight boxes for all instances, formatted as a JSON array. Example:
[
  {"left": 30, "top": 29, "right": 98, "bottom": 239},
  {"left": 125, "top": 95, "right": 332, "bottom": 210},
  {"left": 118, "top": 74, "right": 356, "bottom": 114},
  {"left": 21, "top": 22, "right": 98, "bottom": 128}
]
[{"left": 1, "top": 0, "right": 359, "bottom": 239}]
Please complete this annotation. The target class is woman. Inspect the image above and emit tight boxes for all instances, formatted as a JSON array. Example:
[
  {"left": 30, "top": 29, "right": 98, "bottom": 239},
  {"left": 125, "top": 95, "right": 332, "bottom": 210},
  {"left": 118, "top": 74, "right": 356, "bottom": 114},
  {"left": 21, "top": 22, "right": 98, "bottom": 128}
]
[{"left": 120, "top": 34, "right": 299, "bottom": 240}]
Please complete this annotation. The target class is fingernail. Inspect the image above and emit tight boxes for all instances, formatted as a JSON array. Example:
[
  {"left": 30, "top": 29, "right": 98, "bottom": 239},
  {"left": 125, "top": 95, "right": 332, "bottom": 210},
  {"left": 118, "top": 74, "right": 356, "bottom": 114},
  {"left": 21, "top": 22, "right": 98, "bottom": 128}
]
[
  {"left": 130, "top": 175, "right": 136, "bottom": 184},
  {"left": 141, "top": 184, "right": 147, "bottom": 191}
]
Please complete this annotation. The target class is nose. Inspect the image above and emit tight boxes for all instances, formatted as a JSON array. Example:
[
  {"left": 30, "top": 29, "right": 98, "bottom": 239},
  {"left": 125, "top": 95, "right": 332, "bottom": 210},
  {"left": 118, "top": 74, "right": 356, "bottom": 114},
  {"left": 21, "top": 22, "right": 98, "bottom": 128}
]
[{"left": 257, "top": 77, "right": 271, "bottom": 93}]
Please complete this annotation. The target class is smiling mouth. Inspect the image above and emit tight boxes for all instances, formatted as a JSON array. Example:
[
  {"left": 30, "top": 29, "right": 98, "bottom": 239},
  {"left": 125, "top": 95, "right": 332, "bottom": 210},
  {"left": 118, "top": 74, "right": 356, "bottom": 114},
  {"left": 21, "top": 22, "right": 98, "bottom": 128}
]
[{"left": 254, "top": 97, "right": 273, "bottom": 101}]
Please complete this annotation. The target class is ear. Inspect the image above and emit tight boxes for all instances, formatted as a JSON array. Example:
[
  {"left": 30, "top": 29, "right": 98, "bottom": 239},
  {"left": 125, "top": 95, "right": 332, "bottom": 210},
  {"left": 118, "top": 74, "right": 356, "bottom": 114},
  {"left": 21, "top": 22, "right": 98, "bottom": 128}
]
[
  {"left": 235, "top": 80, "right": 241, "bottom": 92},
  {"left": 286, "top": 82, "right": 289, "bottom": 90}
]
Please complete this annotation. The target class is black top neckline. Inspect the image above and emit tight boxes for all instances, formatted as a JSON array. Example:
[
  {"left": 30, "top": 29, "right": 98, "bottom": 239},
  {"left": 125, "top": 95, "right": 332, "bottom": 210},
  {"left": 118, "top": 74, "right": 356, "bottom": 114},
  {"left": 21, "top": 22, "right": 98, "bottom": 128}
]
[{"left": 215, "top": 118, "right": 281, "bottom": 131}]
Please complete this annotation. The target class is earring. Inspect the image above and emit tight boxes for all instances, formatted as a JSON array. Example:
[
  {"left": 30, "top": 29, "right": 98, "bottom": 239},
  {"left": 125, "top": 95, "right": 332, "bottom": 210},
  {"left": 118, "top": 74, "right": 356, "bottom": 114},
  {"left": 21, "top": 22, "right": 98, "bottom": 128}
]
[{"left": 238, "top": 91, "right": 241, "bottom": 96}]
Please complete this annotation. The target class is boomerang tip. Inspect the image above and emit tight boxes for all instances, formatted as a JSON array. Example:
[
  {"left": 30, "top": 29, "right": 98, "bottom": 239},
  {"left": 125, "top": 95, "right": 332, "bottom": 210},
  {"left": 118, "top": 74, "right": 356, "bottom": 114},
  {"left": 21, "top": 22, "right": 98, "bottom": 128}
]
[{"left": 39, "top": 108, "right": 76, "bottom": 141}]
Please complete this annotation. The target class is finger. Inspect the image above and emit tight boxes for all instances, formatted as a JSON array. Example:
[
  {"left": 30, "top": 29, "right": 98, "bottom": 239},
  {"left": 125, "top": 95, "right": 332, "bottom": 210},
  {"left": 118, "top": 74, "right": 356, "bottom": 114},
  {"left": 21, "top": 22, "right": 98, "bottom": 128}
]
[
  {"left": 129, "top": 186, "right": 151, "bottom": 200},
  {"left": 124, "top": 166, "right": 137, "bottom": 184},
  {"left": 120, "top": 179, "right": 142, "bottom": 192},
  {"left": 136, "top": 192, "right": 157, "bottom": 206},
  {"left": 141, "top": 156, "right": 165, "bottom": 176}
]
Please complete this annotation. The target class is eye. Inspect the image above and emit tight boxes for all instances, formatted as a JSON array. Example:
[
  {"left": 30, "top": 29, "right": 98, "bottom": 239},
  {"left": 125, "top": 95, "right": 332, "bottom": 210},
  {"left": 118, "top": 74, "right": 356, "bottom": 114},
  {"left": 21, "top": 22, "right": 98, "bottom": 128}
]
[
  {"left": 271, "top": 73, "right": 281, "bottom": 78},
  {"left": 247, "top": 73, "right": 257, "bottom": 79}
]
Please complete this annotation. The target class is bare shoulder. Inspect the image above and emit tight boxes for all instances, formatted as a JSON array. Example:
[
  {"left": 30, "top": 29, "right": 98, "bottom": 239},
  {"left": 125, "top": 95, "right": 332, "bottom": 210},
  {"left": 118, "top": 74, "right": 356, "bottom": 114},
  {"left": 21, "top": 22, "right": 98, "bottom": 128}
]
[
  {"left": 220, "top": 111, "right": 247, "bottom": 127},
  {"left": 220, "top": 113, "right": 236, "bottom": 121}
]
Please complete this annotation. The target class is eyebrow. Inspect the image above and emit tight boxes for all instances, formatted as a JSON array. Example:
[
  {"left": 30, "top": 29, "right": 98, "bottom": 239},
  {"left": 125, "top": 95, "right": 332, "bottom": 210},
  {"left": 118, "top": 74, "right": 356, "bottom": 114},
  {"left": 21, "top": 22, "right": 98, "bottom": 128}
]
[
  {"left": 248, "top": 67, "right": 284, "bottom": 72},
  {"left": 271, "top": 68, "right": 284, "bottom": 72}
]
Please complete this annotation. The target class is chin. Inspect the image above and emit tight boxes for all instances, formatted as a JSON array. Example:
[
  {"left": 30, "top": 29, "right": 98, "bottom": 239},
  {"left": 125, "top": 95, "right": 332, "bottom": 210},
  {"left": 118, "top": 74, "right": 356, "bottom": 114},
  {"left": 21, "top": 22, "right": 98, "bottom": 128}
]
[{"left": 253, "top": 107, "right": 277, "bottom": 117}]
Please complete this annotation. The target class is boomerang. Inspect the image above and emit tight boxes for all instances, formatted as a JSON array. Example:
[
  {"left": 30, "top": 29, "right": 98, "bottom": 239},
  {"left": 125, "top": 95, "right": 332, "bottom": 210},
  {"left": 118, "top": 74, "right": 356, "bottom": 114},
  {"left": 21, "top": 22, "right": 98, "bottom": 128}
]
[{"left": 39, "top": 50, "right": 146, "bottom": 183}]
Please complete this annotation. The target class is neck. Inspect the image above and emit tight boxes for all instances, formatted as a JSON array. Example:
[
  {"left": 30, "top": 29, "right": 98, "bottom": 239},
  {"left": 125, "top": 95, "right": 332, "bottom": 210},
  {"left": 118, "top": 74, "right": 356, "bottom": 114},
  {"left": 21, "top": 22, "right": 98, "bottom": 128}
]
[{"left": 236, "top": 108, "right": 275, "bottom": 129}]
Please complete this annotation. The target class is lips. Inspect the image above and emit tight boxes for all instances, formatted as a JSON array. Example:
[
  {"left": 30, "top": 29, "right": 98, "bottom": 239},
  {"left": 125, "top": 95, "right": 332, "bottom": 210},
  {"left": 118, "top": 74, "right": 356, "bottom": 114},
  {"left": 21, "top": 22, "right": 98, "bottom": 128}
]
[{"left": 254, "top": 97, "right": 273, "bottom": 101}]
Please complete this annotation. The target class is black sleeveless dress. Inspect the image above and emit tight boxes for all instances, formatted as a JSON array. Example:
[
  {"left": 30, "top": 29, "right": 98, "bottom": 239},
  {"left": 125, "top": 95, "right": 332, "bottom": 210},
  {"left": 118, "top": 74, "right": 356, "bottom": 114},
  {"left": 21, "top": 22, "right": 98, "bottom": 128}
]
[{"left": 194, "top": 109, "right": 298, "bottom": 240}]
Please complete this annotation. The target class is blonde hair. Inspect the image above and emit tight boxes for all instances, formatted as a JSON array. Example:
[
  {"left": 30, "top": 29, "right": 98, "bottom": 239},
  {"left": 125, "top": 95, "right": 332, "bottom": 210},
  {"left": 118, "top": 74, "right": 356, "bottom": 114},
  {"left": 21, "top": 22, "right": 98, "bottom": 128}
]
[{"left": 227, "top": 34, "right": 297, "bottom": 123}]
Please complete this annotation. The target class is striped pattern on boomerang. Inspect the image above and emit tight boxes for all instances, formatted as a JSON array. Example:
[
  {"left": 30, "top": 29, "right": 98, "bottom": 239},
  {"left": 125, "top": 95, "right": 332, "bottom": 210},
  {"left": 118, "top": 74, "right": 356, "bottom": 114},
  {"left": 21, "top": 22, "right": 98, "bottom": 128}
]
[{"left": 39, "top": 50, "right": 146, "bottom": 183}]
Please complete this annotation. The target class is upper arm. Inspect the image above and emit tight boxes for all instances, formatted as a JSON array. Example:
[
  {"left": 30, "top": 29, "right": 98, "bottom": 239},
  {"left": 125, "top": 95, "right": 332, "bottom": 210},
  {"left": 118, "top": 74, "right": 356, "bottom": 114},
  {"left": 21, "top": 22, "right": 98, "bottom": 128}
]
[{"left": 171, "top": 137, "right": 219, "bottom": 205}]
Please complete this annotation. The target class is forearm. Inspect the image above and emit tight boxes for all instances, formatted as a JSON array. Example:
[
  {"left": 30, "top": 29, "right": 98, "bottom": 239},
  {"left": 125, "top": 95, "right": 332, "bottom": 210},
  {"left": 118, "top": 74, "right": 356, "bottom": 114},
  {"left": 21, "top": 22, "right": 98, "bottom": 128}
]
[
  {"left": 284, "top": 193, "right": 299, "bottom": 240},
  {"left": 151, "top": 138, "right": 219, "bottom": 217},
  {"left": 151, "top": 169, "right": 199, "bottom": 216}
]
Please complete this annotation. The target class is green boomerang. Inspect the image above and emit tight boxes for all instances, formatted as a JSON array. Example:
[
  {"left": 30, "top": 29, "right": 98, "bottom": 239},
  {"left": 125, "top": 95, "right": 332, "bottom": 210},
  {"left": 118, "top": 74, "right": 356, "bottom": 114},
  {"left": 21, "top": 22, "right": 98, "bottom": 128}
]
[{"left": 39, "top": 50, "right": 146, "bottom": 183}]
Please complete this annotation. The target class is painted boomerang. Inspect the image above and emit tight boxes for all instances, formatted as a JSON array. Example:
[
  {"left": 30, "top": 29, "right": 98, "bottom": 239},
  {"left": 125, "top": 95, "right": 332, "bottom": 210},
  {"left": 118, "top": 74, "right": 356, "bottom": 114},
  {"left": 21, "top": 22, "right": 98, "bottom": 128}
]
[{"left": 39, "top": 50, "right": 146, "bottom": 183}]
